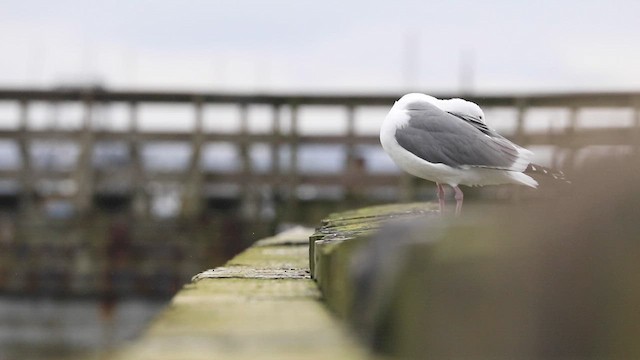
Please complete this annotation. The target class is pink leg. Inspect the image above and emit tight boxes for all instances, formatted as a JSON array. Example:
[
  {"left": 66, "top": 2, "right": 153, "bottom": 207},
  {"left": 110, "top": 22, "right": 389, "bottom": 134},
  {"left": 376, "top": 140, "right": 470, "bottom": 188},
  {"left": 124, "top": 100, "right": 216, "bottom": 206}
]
[
  {"left": 453, "top": 186, "right": 464, "bottom": 216},
  {"left": 436, "top": 183, "right": 446, "bottom": 215}
]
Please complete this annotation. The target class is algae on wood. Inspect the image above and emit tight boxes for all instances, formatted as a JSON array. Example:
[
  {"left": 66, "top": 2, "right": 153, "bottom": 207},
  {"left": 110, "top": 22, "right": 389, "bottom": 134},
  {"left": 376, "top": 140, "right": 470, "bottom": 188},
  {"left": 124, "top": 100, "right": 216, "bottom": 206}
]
[
  {"left": 310, "top": 202, "right": 437, "bottom": 276},
  {"left": 310, "top": 202, "right": 438, "bottom": 318},
  {"left": 111, "top": 226, "right": 369, "bottom": 360}
]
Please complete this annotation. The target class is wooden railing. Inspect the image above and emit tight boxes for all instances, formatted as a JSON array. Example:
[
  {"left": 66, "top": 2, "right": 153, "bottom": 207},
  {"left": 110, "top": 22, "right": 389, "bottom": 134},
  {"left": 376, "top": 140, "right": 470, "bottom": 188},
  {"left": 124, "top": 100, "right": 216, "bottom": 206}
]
[{"left": 0, "top": 87, "right": 638, "bottom": 219}]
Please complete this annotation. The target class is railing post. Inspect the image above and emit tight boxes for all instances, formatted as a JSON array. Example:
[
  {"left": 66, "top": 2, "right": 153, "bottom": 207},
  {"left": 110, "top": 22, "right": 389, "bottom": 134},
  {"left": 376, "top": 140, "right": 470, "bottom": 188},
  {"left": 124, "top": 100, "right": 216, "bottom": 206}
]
[
  {"left": 634, "top": 98, "right": 640, "bottom": 155},
  {"left": 238, "top": 103, "right": 256, "bottom": 219},
  {"left": 512, "top": 99, "right": 528, "bottom": 201},
  {"left": 74, "top": 94, "right": 95, "bottom": 214},
  {"left": 182, "top": 97, "right": 204, "bottom": 218},
  {"left": 18, "top": 100, "right": 34, "bottom": 217},
  {"left": 563, "top": 106, "right": 579, "bottom": 170},
  {"left": 271, "top": 104, "right": 282, "bottom": 183},
  {"left": 346, "top": 104, "right": 356, "bottom": 160},
  {"left": 399, "top": 174, "right": 416, "bottom": 202},
  {"left": 129, "top": 102, "right": 148, "bottom": 218},
  {"left": 285, "top": 103, "right": 299, "bottom": 221},
  {"left": 344, "top": 104, "right": 362, "bottom": 202},
  {"left": 269, "top": 103, "right": 283, "bottom": 232},
  {"left": 514, "top": 98, "right": 527, "bottom": 146}
]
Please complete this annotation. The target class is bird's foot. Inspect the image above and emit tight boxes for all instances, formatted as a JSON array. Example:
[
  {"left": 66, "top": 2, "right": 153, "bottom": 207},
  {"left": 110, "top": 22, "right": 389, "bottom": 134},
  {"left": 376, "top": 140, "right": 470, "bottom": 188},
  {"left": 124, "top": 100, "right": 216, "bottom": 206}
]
[
  {"left": 453, "top": 186, "right": 464, "bottom": 216},
  {"left": 436, "top": 183, "right": 446, "bottom": 215}
]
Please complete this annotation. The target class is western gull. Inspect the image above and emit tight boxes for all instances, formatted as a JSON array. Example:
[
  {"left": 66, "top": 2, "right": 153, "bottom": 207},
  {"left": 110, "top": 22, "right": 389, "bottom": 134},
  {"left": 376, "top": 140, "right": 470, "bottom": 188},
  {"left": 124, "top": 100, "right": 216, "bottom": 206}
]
[{"left": 380, "top": 93, "right": 557, "bottom": 215}]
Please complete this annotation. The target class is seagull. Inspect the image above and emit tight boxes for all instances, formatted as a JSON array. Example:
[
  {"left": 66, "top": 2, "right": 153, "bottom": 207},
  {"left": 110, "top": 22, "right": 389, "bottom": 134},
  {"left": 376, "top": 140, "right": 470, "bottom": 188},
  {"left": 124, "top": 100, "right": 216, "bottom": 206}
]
[{"left": 381, "top": 93, "right": 543, "bottom": 216}]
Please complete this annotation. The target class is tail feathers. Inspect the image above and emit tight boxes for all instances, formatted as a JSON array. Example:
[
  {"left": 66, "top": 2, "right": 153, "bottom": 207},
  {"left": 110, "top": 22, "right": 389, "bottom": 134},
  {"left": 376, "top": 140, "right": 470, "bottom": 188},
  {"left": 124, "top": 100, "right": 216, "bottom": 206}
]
[
  {"left": 509, "top": 171, "right": 539, "bottom": 188},
  {"left": 525, "top": 163, "right": 571, "bottom": 184}
]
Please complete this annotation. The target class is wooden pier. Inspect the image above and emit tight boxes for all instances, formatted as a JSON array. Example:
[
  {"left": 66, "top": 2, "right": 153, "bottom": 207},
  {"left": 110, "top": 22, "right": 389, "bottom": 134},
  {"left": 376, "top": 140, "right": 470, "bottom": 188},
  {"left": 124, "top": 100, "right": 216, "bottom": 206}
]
[
  {"left": 1, "top": 87, "right": 638, "bottom": 356},
  {"left": 0, "top": 87, "right": 639, "bottom": 221}
]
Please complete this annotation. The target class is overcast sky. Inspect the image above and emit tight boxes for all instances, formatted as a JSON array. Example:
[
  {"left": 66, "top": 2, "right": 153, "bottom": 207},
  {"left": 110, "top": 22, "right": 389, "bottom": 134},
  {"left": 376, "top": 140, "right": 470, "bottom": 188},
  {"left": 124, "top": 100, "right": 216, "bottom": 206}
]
[{"left": 1, "top": 0, "right": 640, "bottom": 93}]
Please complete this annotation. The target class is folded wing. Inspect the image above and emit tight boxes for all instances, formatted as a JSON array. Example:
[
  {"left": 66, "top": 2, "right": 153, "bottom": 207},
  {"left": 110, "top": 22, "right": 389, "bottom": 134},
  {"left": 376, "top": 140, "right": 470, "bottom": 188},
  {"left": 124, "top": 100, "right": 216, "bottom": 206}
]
[{"left": 395, "top": 103, "right": 532, "bottom": 171}]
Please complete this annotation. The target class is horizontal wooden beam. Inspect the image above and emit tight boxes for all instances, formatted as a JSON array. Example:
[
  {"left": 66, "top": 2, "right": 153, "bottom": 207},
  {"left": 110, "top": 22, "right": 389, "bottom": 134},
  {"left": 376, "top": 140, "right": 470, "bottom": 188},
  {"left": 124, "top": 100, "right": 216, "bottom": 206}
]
[
  {"left": 1, "top": 87, "right": 640, "bottom": 108},
  {"left": 0, "top": 128, "right": 632, "bottom": 147}
]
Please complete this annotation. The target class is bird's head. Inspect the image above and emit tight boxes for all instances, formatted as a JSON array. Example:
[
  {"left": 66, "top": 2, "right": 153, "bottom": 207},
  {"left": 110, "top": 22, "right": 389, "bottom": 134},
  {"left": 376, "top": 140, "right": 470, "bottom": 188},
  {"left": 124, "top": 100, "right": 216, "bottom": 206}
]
[
  {"left": 394, "top": 93, "right": 440, "bottom": 111},
  {"left": 394, "top": 94, "right": 486, "bottom": 123},
  {"left": 442, "top": 98, "right": 486, "bottom": 122}
]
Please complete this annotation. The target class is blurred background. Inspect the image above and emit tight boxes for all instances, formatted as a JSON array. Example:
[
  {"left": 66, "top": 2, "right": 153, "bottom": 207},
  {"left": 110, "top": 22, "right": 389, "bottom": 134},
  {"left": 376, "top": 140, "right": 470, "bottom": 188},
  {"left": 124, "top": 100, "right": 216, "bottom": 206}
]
[{"left": 0, "top": 0, "right": 639, "bottom": 358}]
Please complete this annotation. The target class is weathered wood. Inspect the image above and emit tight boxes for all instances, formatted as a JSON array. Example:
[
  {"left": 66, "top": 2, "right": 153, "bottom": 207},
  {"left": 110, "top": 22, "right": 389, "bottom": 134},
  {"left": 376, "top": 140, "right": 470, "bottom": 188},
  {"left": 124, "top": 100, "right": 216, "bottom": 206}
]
[
  {"left": 513, "top": 98, "right": 527, "bottom": 145},
  {"left": 18, "top": 100, "right": 32, "bottom": 215},
  {"left": 270, "top": 104, "right": 282, "bottom": 180},
  {"left": 0, "top": 128, "right": 635, "bottom": 147},
  {"left": 312, "top": 159, "right": 640, "bottom": 359},
  {"left": 182, "top": 98, "right": 204, "bottom": 217},
  {"left": 129, "top": 102, "right": 148, "bottom": 218},
  {"left": 0, "top": 88, "right": 639, "bottom": 219},
  {"left": 74, "top": 95, "right": 95, "bottom": 212},
  {"left": 112, "top": 227, "right": 369, "bottom": 360},
  {"left": 285, "top": 104, "right": 300, "bottom": 219},
  {"left": 563, "top": 106, "right": 579, "bottom": 170},
  {"left": 2, "top": 87, "right": 640, "bottom": 108},
  {"left": 635, "top": 100, "right": 640, "bottom": 155}
]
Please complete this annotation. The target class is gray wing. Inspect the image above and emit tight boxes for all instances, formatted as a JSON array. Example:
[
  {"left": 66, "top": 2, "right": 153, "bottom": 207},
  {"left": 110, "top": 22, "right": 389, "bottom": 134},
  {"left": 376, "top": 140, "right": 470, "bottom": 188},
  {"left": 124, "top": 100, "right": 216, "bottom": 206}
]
[
  {"left": 395, "top": 104, "right": 521, "bottom": 169},
  {"left": 446, "top": 111, "right": 494, "bottom": 137}
]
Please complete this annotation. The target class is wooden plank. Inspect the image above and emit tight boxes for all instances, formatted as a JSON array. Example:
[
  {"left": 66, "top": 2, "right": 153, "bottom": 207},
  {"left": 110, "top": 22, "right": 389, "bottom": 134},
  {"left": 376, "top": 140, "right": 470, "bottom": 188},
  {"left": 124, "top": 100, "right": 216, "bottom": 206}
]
[
  {"left": 200, "top": 172, "right": 400, "bottom": 187},
  {"left": 112, "top": 228, "right": 369, "bottom": 360},
  {"left": 522, "top": 128, "right": 637, "bottom": 146},
  {"left": 2, "top": 87, "right": 640, "bottom": 108},
  {"left": 0, "top": 124, "right": 632, "bottom": 149},
  {"left": 0, "top": 129, "right": 382, "bottom": 146}
]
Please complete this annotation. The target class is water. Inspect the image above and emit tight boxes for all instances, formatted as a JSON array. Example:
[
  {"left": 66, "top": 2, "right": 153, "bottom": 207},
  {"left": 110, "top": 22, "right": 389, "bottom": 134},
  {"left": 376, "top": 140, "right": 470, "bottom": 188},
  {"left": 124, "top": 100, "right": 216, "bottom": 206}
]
[{"left": 0, "top": 297, "right": 167, "bottom": 359}]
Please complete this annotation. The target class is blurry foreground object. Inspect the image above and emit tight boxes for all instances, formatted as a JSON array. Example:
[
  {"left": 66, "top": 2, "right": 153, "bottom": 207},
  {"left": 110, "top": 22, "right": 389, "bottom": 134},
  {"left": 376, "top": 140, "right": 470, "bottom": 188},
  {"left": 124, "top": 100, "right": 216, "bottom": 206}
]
[{"left": 318, "top": 153, "right": 640, "bottom": 359}]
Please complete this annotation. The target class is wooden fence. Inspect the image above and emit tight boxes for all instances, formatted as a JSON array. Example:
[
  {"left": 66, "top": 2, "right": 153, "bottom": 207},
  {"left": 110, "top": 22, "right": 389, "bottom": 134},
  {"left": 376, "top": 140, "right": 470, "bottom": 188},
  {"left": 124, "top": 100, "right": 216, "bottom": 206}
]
[{"left": 0, "top": 88, "right": 639, "bottom": 220}]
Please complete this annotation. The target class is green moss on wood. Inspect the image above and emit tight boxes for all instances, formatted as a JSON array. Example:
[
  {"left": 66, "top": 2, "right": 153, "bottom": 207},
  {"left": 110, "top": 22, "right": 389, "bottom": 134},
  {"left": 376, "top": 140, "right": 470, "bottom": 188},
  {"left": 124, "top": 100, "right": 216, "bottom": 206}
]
[
  {"left": 111, "top": 227, "right": 369, "bottom": 360},
  {"left": 310, "top": 202, "right": 438, "bottom": 276}
]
